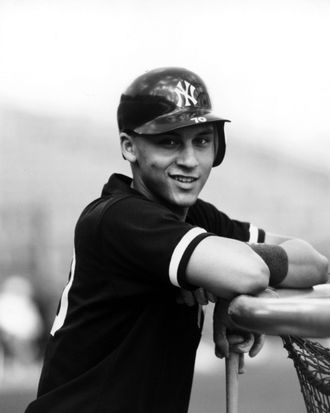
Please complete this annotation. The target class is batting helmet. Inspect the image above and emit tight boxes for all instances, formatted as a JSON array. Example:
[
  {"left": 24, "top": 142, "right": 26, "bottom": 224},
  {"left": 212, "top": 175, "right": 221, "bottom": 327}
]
[{"left": 117, "top": 67, "right": 229, "bottom": 167}]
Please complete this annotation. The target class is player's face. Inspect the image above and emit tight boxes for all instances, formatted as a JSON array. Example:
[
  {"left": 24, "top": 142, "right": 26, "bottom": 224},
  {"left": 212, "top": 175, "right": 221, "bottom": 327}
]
[{"left": 131, "top": 124, "right": 215, "bottom": 214}]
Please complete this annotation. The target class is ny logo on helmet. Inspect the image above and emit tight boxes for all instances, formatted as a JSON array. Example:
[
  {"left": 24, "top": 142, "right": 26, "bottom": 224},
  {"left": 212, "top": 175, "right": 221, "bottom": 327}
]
[{"left": 174, "top": 80, "right": 198, "bottom": 107}]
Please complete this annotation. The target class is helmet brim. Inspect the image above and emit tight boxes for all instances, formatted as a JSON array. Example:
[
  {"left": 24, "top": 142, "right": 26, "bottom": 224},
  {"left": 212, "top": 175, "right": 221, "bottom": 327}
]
[{"left": 133, "top": 110, "right": 230, "bottom": 135}]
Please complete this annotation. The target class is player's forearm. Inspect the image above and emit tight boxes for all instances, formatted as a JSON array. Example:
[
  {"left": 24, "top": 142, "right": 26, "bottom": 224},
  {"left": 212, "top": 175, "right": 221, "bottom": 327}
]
[
  {"left": 277, "top": 239, "right": 328, "bottom": 288},
  {"left": 186, "top": 236, "right": 270, "bottom": 299}
]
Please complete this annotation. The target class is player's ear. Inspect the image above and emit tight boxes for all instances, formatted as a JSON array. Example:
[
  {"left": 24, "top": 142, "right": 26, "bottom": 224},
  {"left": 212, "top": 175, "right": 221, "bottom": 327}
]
[{"left": 120, "top": 132, "right": 137, "bottom": 163}]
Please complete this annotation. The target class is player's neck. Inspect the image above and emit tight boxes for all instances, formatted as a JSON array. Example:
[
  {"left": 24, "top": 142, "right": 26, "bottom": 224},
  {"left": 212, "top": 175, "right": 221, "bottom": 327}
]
[{"left": 130, "top": 180, "right": 188, "bottom": 222}]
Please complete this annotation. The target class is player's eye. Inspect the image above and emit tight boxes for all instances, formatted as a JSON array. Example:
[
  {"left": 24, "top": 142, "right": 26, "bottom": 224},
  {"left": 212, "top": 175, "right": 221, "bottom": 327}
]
[
  {"left": 194, "top": 135, "right": 212, "bottom": 147},
  {"left": 158, "top": 137, "right": 180, "bottom": 148}
]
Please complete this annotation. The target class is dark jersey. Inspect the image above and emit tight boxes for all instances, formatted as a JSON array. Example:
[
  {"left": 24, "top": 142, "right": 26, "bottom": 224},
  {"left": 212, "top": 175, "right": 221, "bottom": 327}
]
[{"left": 26, "top": 174, "right": 264, "bottom": 413}]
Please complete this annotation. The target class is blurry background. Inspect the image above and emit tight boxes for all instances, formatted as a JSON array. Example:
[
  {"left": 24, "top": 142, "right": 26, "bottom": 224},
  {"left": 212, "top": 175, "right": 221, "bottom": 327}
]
[{"left": 0, "top": 0, "right": 329, "bottom": 412}]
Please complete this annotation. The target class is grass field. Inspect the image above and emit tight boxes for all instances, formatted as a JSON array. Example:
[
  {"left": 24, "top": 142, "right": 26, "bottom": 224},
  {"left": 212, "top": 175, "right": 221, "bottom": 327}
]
[{"left": 1, "top": 337, "right": 306, "bottom": 413}]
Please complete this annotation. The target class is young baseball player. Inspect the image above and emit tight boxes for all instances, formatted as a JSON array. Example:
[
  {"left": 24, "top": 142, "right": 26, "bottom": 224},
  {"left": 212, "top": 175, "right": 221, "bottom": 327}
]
[{"left": 25, "top": 67, "right": 328, "bottom": 413}]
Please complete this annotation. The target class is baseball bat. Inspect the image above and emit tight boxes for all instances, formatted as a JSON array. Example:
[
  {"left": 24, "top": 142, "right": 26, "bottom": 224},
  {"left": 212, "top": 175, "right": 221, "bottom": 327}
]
[{"left": 226, "top": 352, "right": 240, "bottom": 413}]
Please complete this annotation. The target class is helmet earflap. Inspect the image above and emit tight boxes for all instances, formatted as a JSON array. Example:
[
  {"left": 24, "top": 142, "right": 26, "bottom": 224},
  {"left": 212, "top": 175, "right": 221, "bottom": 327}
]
[{"left": 213, "top": 122, "right": 226, "bottom": 167}]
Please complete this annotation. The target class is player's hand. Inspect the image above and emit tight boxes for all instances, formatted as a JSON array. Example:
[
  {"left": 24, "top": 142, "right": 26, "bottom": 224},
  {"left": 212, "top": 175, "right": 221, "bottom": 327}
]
[
  {"left": 176, "top": 288, "right": 217, "bottom": 306},
  {"left": 213, "top": 297, "right": 265, "bottom": 371}
]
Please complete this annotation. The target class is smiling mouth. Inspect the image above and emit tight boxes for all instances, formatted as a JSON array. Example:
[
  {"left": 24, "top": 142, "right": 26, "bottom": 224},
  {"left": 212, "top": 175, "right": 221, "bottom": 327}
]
[{"left": 170, "top": 175, "right": 198, "bottom": 183}]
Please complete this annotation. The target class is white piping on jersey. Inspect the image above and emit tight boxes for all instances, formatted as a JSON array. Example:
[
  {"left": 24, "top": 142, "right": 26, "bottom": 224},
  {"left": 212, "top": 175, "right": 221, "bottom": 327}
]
[
  {"left": 248, "top": 224, "right": 259, "bottom": 243},
  {"left": 50, "top": 249, "right": 76, "bottom": 336},
  {"left": 169, "top": 227, "right": 207, "bottom": 287}
]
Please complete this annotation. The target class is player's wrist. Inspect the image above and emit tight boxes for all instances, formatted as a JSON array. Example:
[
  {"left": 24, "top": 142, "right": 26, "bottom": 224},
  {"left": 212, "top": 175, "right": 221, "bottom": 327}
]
[{"left": 249, "top": 243, "right": 288, "bottom": 287}]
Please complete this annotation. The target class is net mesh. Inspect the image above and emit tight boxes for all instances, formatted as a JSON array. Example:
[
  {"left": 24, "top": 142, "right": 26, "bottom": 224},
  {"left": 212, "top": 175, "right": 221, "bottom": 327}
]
[{"left": 282, "top": 336, "right": 330, "bottom": 413}]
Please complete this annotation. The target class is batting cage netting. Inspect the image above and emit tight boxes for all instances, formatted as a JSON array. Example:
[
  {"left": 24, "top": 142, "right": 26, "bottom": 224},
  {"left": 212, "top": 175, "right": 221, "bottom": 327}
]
[{"left": 282, "top": 336, "right": 330, "bottom": 413}]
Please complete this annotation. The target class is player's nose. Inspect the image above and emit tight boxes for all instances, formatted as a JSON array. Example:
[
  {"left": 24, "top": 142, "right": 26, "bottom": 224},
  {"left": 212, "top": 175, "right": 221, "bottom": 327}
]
[{"left": 175, "top": 144, "right": 199, "bottom": 168}]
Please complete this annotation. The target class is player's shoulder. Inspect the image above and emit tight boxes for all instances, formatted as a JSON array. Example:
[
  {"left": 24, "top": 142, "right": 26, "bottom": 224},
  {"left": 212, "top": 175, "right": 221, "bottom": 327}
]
[
  {"left": 82, "top": 190, "right": 178, "bottom": 233},
  {"left": 104, "top": 193, "right": 178, "bottom": 227},
  {"left": 77, "top": 173, "right": 161, "bottom": 222},
  {"left": 187, "top": 198, "right": 222, "bottom": 233},
  {"left": 187, "top": 198, "right": 257, "bottom": 240},
  {"left": 80, "top": 191, "right": 126, "bottom": 218},
  {"left": 188, "top": 198, "right": 224, "bottom": 221},
  {"left": 190, "top": 198, "right": 219, "bottom": 213}
]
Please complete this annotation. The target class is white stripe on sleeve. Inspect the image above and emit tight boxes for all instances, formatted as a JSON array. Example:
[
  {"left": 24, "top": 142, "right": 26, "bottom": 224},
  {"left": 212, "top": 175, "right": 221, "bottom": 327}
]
[
  {"left": 248, "top": 224, "right": 259, "bottom": 243},
  {"left": 169, "top": 227, "right": 207, "bottom": 287},
  {"left": 50, "top": 249, "right": 76, "bottom": 336}
]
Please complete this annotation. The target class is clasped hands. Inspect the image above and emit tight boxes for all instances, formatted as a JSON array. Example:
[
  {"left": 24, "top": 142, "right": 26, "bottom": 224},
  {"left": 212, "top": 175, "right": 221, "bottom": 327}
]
[
  {"left": 176, "top": 288, "right": 265, "bottom": 374},
  {"left": 213, "top": 296, "right": 264, "bottom": 374}
]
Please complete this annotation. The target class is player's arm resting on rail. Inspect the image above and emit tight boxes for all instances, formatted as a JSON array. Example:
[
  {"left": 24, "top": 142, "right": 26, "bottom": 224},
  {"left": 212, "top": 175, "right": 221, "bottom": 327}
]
[
  {"left": 263, "top": 232, "right": 329, "bottom": 288},
  {"left": 184, "top": 236, "right": 270, "bottom": 360},
  {"left": 185, "top": 236, "right": 270, "bottom": 299}
]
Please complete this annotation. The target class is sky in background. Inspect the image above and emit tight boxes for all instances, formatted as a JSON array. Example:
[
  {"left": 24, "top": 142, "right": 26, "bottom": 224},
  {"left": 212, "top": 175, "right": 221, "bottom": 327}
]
[{"left": 1, "top": 0, "right": 330, "bottom": 170}]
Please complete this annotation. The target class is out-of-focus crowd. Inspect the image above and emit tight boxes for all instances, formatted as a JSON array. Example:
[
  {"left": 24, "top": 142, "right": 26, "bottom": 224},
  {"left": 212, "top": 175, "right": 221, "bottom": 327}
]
[{"left": 0, "top": 275, "right": 49, "bottom": 389}]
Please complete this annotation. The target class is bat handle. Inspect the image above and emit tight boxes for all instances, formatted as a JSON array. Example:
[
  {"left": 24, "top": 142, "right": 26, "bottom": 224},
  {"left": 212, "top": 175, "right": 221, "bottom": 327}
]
[{"left": 226, "top": 352, "right": 240, "bottom": 413}]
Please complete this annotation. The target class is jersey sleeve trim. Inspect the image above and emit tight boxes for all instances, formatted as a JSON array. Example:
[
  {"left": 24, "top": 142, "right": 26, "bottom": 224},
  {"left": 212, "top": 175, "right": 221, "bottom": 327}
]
[
  {"left": 50, "top": 248, "right": 76, "bottom": 336},
  {"left": 177, "top": 232, "right": 214, "bottom": 290},
  {"left": 248, "top": 224, "right": 265, "bottom": 243},
  {"left": 169, "top": 227, "right": 211, "bottom": 289}
]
